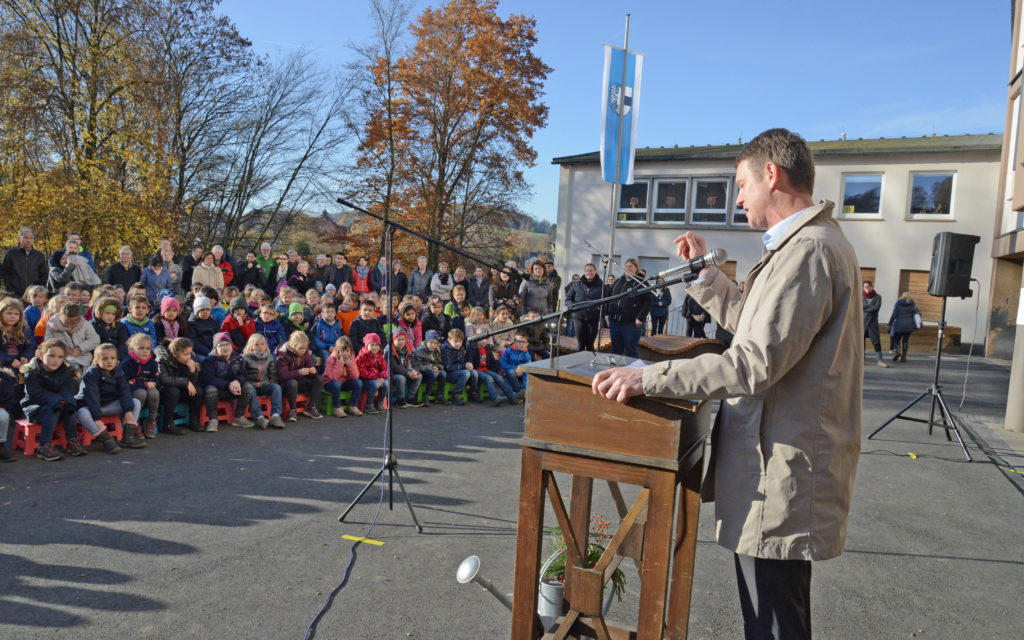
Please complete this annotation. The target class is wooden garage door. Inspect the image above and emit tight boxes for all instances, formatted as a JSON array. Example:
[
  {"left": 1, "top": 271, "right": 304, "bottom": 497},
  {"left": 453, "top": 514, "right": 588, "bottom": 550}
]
[
  {"left": 720, "top": 260, "right": 737, "bottom": 281},
  {"left": 898, "top": 269, "right": 941, "bottom": 322}
]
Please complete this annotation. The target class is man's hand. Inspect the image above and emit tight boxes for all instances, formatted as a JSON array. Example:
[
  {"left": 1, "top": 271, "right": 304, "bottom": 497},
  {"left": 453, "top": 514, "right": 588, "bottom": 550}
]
[
  {"left": 591, "top": 367, "right": 645, "bottom": 404},
  {"left": 673, "top": 231, "right": 707, "bottom": 261}
]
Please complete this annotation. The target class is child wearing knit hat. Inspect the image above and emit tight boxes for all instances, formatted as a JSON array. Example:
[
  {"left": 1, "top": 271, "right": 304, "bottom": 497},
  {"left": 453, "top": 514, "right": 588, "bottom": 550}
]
[
  {"left": 221, "top": 296, "right": 256, "bottom": 351},
  {"left": 186, "top": 296, "right": 219, "bottom": 362},
  {"left": 355, "top": 332, "right": 388, "bottom": 414},
  {"left": 155, "top": 296, "right": 188, "bottom": 347}
]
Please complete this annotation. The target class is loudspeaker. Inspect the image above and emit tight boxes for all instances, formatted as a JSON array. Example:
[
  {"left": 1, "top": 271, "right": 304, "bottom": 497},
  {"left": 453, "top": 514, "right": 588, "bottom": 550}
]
[{"left": 927, "top": 232, "right": 979, "bottom": 298}]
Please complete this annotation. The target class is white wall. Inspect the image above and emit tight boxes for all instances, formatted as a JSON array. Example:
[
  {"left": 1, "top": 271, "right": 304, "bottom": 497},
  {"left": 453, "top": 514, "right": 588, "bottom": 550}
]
[{"left": 556, "top": 150, "right": 999, "bottom": 345}]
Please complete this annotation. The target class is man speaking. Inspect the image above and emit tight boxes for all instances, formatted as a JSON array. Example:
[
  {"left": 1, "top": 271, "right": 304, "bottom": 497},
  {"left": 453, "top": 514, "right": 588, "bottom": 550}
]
[{"left": 593, "top": 128, "right": 862, "bottom": 640}]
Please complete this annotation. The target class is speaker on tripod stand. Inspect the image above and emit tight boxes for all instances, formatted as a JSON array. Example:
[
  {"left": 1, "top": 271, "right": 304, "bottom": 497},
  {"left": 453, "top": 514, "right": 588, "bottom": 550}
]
[{"left": 869, "top": 232, "right": 979, "bottom": 460}]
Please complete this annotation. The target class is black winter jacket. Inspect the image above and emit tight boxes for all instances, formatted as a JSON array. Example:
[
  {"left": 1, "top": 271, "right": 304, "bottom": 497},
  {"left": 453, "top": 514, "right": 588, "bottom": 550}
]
[
  {"left": 200, "top": 352, "right": 246, "bottom": 389},
  {"left": 609, "top": 275, "right": 652, "bottom": 325},
  {"left": 93, "top": 318, "right": 130, "bottom": 360},
  {"left": 76, "top": 365, "right": 134, "bottom": 419},
  {"left": 565, "top": 275, "right": 608, "bottom": 322},
  {"left": 21, "top": 357, "right": 77, "bottom": 418},
  {"left": 155, "top": 346, "right": 199, "bottom": 390}
]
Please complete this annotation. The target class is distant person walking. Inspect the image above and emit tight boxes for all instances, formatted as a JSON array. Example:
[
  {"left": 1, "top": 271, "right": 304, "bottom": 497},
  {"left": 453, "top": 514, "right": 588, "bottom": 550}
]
[
  {"left": 862, "top": 281, "right": 888, "bottom": 368},
  {"left": 888, "top": 292, "right": 921, "bottom": 363}
]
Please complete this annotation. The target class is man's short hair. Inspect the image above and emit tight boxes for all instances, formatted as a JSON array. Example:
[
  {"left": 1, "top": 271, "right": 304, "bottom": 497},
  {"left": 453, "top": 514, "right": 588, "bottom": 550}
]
[
  {"left": 359, "top": 299, "right": 376, "bottom": 309},
  {"left": 18, "top": 227, "right": 34, "bottom": 239},
  {"left": 736, "top": 128, "right": 814, "bottom": 194},
  {"left": 863, "top": 280, "right": 873, "bottom": 287}
]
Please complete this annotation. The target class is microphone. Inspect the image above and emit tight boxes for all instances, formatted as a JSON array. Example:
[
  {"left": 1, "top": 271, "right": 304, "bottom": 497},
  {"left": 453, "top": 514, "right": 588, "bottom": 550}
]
[{"left": 654, "top": 248, "right": 728, "bottom": 280}]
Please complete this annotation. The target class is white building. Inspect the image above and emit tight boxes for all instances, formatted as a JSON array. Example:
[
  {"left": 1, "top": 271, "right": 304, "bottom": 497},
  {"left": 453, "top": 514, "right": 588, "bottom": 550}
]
[{"left": 552, "top": 134, "right": 1001, "bottom": 347}]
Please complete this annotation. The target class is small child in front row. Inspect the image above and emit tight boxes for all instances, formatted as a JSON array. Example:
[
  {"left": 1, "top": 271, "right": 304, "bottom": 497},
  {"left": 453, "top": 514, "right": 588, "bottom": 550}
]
[
  {"left": 199, "top": 334, "right": 255, "bottom": 432},
  {"left": 440, "top": 328, "right": 477, "bottom": 406},
  {"left": 499, "top": 331, "right": 534, "bottom": 395},
  {"left": 120, "top": 333, "right": 161, "bottom": 438},
  {"left": 241, "top": 333, "right": 285, "bottom": 429},
  {"left": 310, "top": 301, "right": 343, "bottom": 368},
  {"left": 275, "top": 331, "right": 324, "bottom": 422},
  {"left": 22, "top": 340, "right": 107, "bottom": 461},
  {"left": 323, "top": 336, "right": 363, "bottom": 418},
  {"left": 22, "top": 285, "right": 47, "bottom": 345},
  {"left": 76, "top": 343, "right": 146, "bottom": 450},
  {"left": 385, "top": 329, "right": 422, "bottom": 408},
  {"left": 411, "top": 329, "right": 446, "bottom": 406},
  {"left": 155, "top": 337, "right": 203, "bottom": 434},
  {"left": 355, "top": 333, "right": 388, "bottom": 414}
]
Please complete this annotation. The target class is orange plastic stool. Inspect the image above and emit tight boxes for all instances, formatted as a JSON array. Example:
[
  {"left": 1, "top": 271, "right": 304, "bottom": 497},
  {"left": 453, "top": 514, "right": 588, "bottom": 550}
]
[{"left": 12, "top": 419, "right": 68, "bottom": 456}]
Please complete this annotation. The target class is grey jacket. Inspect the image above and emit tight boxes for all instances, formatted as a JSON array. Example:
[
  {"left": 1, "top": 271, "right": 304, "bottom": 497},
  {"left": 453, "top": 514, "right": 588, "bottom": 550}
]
[{"left": 641, "top": 201, "right": 863, "bottom": 561}]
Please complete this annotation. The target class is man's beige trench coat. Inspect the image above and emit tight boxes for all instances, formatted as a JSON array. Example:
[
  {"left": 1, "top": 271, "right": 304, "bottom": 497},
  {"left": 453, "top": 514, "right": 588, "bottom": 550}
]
[{"left": 642, "top": 201, "right": 863, "bottom": 561}]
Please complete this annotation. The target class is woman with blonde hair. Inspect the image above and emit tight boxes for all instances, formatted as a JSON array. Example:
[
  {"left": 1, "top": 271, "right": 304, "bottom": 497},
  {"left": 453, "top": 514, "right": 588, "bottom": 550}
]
[{"left": 888, "top": 291, "right": 921, "bottom": 363}]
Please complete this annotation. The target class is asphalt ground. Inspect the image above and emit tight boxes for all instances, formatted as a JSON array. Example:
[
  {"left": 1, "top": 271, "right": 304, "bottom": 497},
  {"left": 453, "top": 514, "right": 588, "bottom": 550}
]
[{"left": 0, "top": 351, "right": 1021, "bottom": 639}]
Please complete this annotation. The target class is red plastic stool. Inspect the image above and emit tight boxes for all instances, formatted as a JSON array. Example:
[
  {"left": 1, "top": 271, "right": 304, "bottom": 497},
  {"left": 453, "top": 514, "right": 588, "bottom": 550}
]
[
  {"left": 12, "top": 419, "right": 68, "bottom": 456},
  {"left": 198, "top": 400, "right": 234, "bottom": 427},
  {"left": 282, "top": 393, "right": 311, "bottom": 417},
  {"left": 79, "top": 415, "right": 124, "bottom": 446}
]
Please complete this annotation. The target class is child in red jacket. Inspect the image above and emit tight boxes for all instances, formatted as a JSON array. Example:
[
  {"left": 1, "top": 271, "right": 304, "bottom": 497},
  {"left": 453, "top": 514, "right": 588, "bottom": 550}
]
[
  {"left": 221, "top": 296, "right": 255, "bottom": 351},
  {"left": 355, "top": 332, "right": 388, "bottom": 414}
]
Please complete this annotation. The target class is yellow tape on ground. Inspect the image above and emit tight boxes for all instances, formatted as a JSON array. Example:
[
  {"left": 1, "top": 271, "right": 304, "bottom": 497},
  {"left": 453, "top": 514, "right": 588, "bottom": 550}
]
[
  {"left": 907, "top": 452, "right": 917, "bottom": 459},
  {"left": 342, "top": 534, "right": 384, "bottom": 546},
  {"left": 998, "top": 466, "right": 1024, "bottom": 476}
]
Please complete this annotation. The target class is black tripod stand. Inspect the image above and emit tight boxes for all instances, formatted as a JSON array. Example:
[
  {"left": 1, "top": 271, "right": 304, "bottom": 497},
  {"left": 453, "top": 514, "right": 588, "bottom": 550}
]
[
  {"left": 338, "top": 224, "right": 423, "bottom": 531},
  {"left": 868, "top": 296, "right": 971, "bottom": 461}
]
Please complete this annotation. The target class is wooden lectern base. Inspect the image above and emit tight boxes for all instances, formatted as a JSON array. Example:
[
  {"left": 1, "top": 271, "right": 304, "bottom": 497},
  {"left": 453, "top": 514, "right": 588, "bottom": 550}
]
[{"left": 512, "top": 351, "right": 719, "bottom": 640}]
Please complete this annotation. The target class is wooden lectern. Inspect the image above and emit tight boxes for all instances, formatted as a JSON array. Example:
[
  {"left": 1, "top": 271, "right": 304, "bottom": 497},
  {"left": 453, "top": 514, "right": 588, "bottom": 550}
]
[{"left": 512, "top": 349, "right": 717, "bottom": 640}]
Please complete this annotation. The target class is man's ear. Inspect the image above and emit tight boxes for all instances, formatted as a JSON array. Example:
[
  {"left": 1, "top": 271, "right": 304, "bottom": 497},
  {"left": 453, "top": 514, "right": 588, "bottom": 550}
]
[{"left": 764, "top": 161, "right": 781, "bottom": 190}]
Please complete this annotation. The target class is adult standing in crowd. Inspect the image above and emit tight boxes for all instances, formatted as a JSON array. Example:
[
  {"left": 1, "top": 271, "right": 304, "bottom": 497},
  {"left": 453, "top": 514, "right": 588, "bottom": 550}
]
[
  {"left": 519, "top": 260, "right": 553, "bottom": 315},
  {"left": 489, "top": 268, "right": 519, "bottom": 317},
  {"left": 141, "top": 255, "right": 172, "bottom": 302},
  {"left": 544, "top": 260, "right": 562, "bottom": 310},
  {"left": 409, "top": 255, "right": 433, "bottom": 299},
  {"left": 193, "top": 252, "right": 224, "bottom": 292},
  {"left": 49, "top": 240, "right": 101, "bottom": 292},
  {"left": 104, "top": 246, "right": 142, "bottom": 292},
  {"left": 312, "top": 254, "right": 329, "bottom": 284},
  {"left": 389, "top": 260, "right": 408, "bottom": 298},
  {"left": 683, "top": 293, "right": 708, "bottom": 338},
  {"left": 565, "top": 263, "right": 605, "bottom": 351},
  {"left": 862, "top": 280, "right": 889, "bottom": 368},
  {"left": 888, "top": 292, "right": 921, "bottom": 363},
  {"left": 64, "top": 232, "right": 95, "bottom": 272},
  {"left": 430, "top": 261, "right": 454, "bottom": 301},
  {"left": 322, "top": 252, "right": 353, "bottom": 290},
  {"left": 370, "top": 255, "right": 389, "bottom": 293},
  {"left": 181, "top": 244, "right": 204, "bottom": 292},
  {"left": 211, "top": 245, "right": 234, "bottom": 288},
  {"left": 161, "top": 247, "right": 183, "bottom": 295},
  {"left": 607, "top": 258, "right": 651, "bottom": 357},
  {"left": 255, "top": 242, "right": 278, "bottom": 293},
  {"left": 151, "top": 238, "right": 174, "bottom": 265},
  {"left": 594, "top": 128, "right": 863, "bottom": 640},
  {"left": 2, "top": 227, "right": 48, "bottom": 297},
  {"left": 466, "top": 266, "right": 490, "bottom": 308},
  {"left": 650, "top": 277, "right": 671, "bottom": 335},
  {"left": 234, "top": 250, "right": 265, "bottom": 291}
]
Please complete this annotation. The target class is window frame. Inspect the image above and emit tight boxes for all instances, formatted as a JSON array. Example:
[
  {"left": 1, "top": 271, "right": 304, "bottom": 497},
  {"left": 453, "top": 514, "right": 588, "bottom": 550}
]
[
  {"left": 838, "top": 172, "right": 885, "bottom": 220},
  {"left": 690, "top": 177, "right": 730, "bottom": 226},
  {"left": 651, "top": 178, "right": 689, "bottom": 224},
  {"left": 616, "top": 180, "right": 651, "bottom": 223},
  {"left": 906, "top": 171, "right": 956, "bottom": 220}
]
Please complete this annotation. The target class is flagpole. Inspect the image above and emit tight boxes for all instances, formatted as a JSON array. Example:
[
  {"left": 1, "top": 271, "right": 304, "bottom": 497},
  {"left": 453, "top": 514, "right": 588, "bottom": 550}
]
[{"left": 601, "top": 14, "right": 630, "bottom": 347}]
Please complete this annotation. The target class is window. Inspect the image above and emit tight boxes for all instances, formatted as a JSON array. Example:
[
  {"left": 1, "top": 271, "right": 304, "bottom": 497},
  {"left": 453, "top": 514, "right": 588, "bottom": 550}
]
[
  {"left": 840, "top": 174, "right": 883, "bottom": 218},
  {"left": 908, "top": 172, "right": 954, "bottom": 218},
  {"left": 652, "top": 180, "right": 687, "bottom": 223},
  {"left": 617, "top": 181, "right": 649, "bottom": 222},
  {"left": 732, "top": 182, "right": 748, "bottom": 226},
  {"left": 692, "top": 178, "right": 728, "bottom": 224}
]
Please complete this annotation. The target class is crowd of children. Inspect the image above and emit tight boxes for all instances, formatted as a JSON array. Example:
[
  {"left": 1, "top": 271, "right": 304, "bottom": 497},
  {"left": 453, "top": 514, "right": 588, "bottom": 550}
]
[{"left": 0, "top": 249, "right": 556, "bottom": 464}]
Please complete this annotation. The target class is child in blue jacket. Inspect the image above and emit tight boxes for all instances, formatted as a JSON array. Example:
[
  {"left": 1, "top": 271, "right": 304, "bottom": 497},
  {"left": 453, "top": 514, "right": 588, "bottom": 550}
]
[
  {"left": 310, "top": 302, "right": 343, "bottom": 368},
  {"left": 254, "top": 304, "right": 287, "bottom": 353},
  {"left": 120, "top": 333, "right": 161, "bottom": 438},
  {"left": 77, "top": 343, "right": 146, "bottom": 449},
  {"left": 499, "top": 331, "right": 533, "bottom": 394}
]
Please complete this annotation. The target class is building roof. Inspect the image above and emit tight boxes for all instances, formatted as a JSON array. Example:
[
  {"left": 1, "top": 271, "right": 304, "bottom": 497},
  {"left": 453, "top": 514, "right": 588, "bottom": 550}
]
[{"left": 551, "top": 133, "right": 1002, "bottom": 165}]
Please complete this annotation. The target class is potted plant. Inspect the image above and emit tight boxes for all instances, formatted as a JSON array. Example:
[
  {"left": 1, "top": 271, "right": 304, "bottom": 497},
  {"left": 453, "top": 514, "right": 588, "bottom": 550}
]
[{"left": 537, "top": 514, "right": 627, "bottom": 627}]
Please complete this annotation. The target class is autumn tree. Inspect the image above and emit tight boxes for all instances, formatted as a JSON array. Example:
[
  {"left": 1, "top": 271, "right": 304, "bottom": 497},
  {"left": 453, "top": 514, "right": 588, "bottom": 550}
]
[{"left": 352, "top": 0, "right": 550, "bottom": 269}]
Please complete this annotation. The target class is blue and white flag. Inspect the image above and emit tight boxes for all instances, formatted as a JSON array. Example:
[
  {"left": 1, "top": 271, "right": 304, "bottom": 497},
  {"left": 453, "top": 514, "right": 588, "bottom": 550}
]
[{"left": 600, "top": 44, "right": 644, "bottom": 184}]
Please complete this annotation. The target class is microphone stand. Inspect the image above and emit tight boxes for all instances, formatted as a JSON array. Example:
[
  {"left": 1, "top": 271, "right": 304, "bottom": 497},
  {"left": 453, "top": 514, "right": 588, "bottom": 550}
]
[{"left": 338, "top": 209, "right": 423, "bottom": 532}]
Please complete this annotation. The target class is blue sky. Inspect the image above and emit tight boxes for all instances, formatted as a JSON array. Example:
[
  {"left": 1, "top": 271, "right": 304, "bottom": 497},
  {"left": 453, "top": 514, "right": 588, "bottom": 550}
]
[{"left": 218, "top": 0, "right": 1010, "bottom": 223}]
